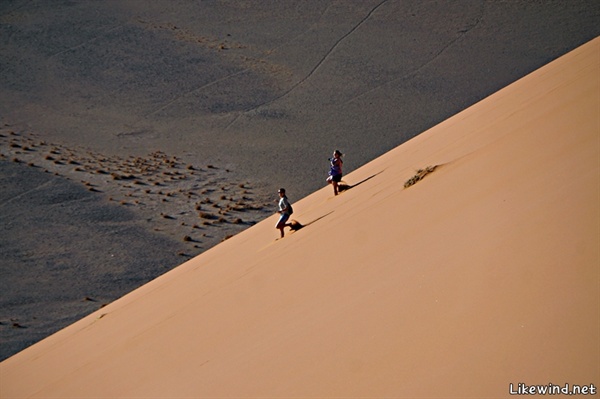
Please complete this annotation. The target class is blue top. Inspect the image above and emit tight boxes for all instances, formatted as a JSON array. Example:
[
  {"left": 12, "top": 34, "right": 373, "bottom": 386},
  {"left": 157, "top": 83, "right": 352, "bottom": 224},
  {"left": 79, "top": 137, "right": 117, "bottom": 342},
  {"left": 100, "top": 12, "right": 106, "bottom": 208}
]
[{"left": 329, "top": 156, "right": 343, "bottom": 176}]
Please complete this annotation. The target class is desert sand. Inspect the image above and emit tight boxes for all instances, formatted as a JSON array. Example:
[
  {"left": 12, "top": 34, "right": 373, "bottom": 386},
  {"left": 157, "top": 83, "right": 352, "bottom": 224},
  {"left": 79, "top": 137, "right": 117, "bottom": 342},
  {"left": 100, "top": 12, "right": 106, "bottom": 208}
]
[
  {"left": 1, "top": 1, "right": 599, "bottom": 363},
  {"left": 1, "top": 32, "right": 597, "bottom": 398}
]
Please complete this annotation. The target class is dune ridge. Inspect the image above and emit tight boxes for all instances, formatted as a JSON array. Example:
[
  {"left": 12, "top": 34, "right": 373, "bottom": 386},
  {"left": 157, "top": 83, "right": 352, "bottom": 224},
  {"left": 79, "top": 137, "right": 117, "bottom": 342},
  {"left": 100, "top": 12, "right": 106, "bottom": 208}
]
[{"left": 1, "top": 37, "right": 598, "bottom": 398}]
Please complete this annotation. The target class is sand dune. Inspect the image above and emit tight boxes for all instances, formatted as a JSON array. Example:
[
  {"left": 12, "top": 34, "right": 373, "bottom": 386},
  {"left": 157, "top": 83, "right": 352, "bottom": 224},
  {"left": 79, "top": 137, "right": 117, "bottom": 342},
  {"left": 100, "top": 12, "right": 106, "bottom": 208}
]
[
  {"left": 1, "top": 36, "right": 598, "bottom": 398},
  {"left": 2, "top": 0, "right": 599, "bottom": 363}
]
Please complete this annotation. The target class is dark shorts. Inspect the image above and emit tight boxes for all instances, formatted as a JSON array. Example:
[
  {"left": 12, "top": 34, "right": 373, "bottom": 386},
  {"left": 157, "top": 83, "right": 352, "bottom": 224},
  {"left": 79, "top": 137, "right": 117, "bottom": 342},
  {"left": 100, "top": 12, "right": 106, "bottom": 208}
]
[
  {"left": 276, "top": 213, "right": 290, "bottom": 229},
  {"left": 331, "top": 174, "right": 342, "bottom": 183}
]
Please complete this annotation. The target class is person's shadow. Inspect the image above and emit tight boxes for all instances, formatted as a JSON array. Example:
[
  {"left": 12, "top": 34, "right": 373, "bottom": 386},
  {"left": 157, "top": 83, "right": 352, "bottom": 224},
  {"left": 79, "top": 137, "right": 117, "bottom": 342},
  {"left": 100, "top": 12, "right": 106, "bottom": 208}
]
[
  {"left": 338, "top": 171, "right": 381, "bottom": 193},
  {"left": 289, "top": 211, "right": 333, "bottom": 232}
]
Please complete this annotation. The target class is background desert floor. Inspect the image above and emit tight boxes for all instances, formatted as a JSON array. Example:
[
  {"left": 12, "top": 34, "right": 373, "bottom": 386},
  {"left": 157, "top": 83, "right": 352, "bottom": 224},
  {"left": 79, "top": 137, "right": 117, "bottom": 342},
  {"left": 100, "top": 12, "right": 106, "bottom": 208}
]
[{"left": 1, "top": 0, "right": 599, "bottom": 361}]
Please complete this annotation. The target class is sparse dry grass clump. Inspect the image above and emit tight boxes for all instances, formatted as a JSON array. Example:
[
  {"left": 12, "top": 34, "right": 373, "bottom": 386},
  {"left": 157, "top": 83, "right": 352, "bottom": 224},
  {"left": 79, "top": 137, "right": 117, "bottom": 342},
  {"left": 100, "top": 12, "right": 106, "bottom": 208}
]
[
  {"left": 111, "top": 172, "right": 136, "bottom": 180},
  {"left": 404, "top": 165, "right": 438, "bottom": 188},
  {"left": 199, "top": 211, "right": 215, "bottom": 220}
]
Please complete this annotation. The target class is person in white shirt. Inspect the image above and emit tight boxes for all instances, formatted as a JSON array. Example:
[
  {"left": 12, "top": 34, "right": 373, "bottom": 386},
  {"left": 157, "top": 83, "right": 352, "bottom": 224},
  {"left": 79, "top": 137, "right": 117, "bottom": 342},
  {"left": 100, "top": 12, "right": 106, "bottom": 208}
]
[{"left": 276, "top": 188, "right": 293, "bottom": 238}]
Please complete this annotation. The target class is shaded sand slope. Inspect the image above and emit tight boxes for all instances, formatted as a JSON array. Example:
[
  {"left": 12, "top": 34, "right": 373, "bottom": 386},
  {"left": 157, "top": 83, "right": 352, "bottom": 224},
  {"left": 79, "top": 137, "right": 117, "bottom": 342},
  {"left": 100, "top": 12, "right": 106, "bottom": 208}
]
[{"left": 1, "top": 38, "right": 598, "bottom": 398}]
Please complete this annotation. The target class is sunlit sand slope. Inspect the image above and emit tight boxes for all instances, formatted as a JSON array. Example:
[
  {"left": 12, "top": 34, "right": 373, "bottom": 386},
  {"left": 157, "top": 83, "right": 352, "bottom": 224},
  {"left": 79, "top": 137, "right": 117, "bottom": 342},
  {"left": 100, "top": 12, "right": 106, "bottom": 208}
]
[{"left": 1, "top": 37, "right": 598, "bottom": 398}]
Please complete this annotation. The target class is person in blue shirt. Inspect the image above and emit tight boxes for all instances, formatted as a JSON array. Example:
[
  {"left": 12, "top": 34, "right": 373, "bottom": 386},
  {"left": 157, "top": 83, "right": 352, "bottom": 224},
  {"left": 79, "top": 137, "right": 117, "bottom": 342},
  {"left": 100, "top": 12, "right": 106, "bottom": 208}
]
[{"left": 326, "top": 149, "right": 343, "bottom": 195}]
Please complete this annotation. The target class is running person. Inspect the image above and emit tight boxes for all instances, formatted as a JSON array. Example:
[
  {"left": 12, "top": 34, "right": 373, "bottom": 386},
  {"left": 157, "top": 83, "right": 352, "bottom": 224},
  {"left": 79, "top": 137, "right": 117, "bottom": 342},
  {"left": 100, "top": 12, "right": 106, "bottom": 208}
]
[
  {"left": 275, "top": 188, "right": 293, "bottom": 238},
  {"left": 326, "top": 149, "right": 343, "bottom": 195}
]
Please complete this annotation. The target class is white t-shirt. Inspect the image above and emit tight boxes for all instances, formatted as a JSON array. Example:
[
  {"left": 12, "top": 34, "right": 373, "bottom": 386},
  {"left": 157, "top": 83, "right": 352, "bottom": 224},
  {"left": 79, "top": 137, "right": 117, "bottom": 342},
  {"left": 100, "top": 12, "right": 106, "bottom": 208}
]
[{"left": 278, "top": 196, "right": 292, "bottom": 215}]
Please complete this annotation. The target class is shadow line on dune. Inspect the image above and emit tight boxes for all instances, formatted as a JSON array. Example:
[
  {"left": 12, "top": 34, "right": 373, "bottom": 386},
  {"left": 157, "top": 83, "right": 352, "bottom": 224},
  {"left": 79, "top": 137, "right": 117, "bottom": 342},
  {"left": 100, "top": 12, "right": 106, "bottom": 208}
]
[
  {"left": 290, "top": 210, "right": 334, "bottom": 232},
  {"left": 338, "top": 171, "right": 383, "bottom": 193}
]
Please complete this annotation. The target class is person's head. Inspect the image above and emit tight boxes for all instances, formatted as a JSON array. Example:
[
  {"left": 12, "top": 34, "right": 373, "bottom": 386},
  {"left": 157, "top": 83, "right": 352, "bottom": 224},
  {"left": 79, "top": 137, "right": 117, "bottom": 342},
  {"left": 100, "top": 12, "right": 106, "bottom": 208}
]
[
  {"left": 278, "top": 188, "right": 286, "bottom": 197},
  {"left": 333, "top": 149, "right": 343, "bottom": 158}
]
